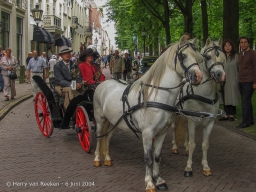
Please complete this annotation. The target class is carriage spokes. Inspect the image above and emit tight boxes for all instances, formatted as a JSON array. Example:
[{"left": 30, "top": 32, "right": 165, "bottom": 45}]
[{"left": 34, "top": 92, "right": 54, "bottom": 137}]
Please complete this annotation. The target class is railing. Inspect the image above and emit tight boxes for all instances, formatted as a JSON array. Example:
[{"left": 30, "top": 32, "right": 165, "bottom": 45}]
[{"left": 43, "top": 15, "right": 61, "bottom": 29}]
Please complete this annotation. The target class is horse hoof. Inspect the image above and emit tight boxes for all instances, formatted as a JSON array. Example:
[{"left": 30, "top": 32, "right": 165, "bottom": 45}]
[
  {"left": 203, "top": 170, "right": 212, "bottom": 176},
  {"left": 172, "top": 149, "right": 179, "bottom": 154},
  {"left": 184, "top": 151, "right": 189, "bottom": 156},
  {"left": 145, "top": 188, "right": 156, "bottom": 192},
  {"left": 184, "top": 171, "right": 193, "bottom": 177},
  {"left": 156, "top": 183, "right": 168, "bottom": 191},
  {"left": 104, "top": 160, "right": 112, "bottom": 166},
  {"left": 94, "top": 161, "right": 101, "bottom": 167}
]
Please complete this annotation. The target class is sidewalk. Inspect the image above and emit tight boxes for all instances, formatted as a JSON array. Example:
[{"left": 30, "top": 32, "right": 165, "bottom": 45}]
[{"left": 0, "top": 81, "right": 32, "bottom": 120}]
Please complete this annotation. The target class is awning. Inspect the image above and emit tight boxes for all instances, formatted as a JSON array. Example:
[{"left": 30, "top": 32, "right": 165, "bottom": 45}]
[
  {"left": 32, "top": 26, "right": 55, "bottom": 44},
  {"left": 55, "top": 36, "right": 72, "bottom": 47},
  {"left": 33, "top": 26, "right": 49, "bottom": 43},
  {"left": 42, "top": 28, "right": 55, "bottom": 44}
]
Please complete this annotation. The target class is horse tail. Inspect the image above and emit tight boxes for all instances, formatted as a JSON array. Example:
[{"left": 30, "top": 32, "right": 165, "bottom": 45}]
[
  {"left": 175, "top": 115, "right": 187, "bottom": 147},
  {"left": 99, "top": 120, "right": 110, "bottom": 160}
]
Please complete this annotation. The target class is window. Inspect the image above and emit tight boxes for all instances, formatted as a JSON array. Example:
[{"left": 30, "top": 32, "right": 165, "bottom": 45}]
[
  {"left": 0, "top": 12, "right": 10, "bottom": 50},
  {"left": 17, "top": 17, "right": 23, "bottom": 65},
  {"left": 30, "top": 0, "right": 34, "bottom": 11}
]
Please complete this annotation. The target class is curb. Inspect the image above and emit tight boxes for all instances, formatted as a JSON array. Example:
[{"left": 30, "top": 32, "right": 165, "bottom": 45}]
[
  {"left": 215, "top": 121, "right": 256, "bottom": 141},
  {"left": 0, "top": 94, "right": 33, "bottom": 121}
]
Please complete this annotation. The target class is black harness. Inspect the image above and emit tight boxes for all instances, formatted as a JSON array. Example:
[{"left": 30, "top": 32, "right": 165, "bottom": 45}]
[{"left": 177, "top": 44, "right": 225, "bottom": 109}]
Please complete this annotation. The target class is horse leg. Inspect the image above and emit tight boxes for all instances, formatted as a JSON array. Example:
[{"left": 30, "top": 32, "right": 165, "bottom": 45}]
[
  {"left": 103, "top": 124, "right": 114, "bottom": 166},
  {"left": 143, "top": 131, "right": 156, "bottom": 192},
  {"left": 202, "top": 123, "right": 214, "bottom": 176},
  {"left": 184, "top": 127, "right": 189, "bottom": 156},
  {"left": 184, "top": 121, "right": 196, "bottom": 177},
  {"left": 153, "top": 131, "right": 168, "bottom": 191},
  {"left": 94, "top": 108, "right": 108, "bottom": 167},
  {"left": 171, "top": 121, "right": 179, "bottom": 154}
]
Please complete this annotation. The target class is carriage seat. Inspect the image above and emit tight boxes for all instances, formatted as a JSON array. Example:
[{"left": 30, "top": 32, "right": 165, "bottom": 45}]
[{"left": 49, "top": 77, "right": 65, "bottom": 107}]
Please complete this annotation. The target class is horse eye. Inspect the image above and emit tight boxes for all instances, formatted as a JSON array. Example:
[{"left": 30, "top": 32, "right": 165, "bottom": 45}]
[
  {"left": 205, "top": 55, "right": 211, "bottom": 60},
  {"left": 182, "top": 54, "right": 186, "bottom": 58}
]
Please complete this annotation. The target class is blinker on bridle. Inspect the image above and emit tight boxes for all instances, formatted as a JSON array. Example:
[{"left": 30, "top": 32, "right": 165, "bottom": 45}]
[
  {"left": 202, "top": 43, "right": 225, "bottom": 76},
  {"left": 174, "top": 43, "right": 199, "bottom": 80}
]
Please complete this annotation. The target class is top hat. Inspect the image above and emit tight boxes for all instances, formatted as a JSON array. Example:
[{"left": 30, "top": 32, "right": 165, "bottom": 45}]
[{"left": 58, "top": 46, "right": 73, "bottom": 55}]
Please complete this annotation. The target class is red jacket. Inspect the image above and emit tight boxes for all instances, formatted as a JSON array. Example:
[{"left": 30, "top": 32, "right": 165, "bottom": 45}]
[{"left": 79, "top": 62, "right": 105, "bottom": 84}]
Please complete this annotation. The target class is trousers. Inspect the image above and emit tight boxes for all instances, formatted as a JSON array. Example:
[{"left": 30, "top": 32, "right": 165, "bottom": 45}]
[{"left": 239, "top": 82, "right": 254, "bottom": 124}]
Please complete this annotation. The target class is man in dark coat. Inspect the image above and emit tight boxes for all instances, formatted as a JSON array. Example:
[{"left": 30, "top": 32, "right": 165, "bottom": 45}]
[
  {"left": 123, "top": 51, "right": 132, "bottom": 81},
  {"left": 54, "top": 46, "right": 82, "bottom": 109}
]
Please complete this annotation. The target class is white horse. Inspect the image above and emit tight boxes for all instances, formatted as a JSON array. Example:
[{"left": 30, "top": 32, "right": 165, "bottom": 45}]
[
  {"left": 93, "top": 36, "right": 204, "bottom": 192},
  {"left": 171, "top": 38, "right": 226, "bottom": 177}
]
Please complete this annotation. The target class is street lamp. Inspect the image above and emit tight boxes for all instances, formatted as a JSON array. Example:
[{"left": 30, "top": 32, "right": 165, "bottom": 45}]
[
  {"left": 31, "top": 4, "right": 43, "bottom": 52},
  {"left": 141, "top": 29, "right": 147, "bottom": 57},
  {"left": 94, "top": 37, "right": 98, "bottom": 50}
]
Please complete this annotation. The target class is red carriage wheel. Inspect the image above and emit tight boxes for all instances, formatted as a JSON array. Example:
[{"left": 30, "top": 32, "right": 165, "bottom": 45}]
[
  {"left": 34, "top": 92, "right": 54, "bottom": 137},
  {"left": 76, "top": 106, "right": 92, "bottom": 153}
]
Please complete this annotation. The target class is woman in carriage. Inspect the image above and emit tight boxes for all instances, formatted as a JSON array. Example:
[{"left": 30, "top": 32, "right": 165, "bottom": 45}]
[{"left": 78, "top": 46, "right": 105, "bottom": 91}]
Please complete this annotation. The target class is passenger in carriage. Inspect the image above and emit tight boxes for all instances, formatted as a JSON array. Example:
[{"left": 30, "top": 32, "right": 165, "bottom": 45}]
[
  {"left": 78, "top": 46, "right": 105, "bottom": 90},
  {"left": 54, "top": 46, "right": 82, "bottom": 109}
]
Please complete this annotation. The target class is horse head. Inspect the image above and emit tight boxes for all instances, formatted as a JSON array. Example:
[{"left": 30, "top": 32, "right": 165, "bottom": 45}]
[
  {"left": 174, "top": 35, "right": 203, "bottom": 85},
  {"left": 201, "top": 38, "right": 226, "bottom": 83}
]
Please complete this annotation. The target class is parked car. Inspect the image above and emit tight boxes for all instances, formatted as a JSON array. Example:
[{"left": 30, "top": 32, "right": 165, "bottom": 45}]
[{"left": 140, "top": 56, "right": 158, "bottom": 74}]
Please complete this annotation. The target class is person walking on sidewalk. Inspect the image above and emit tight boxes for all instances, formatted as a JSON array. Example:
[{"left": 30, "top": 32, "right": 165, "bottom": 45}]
[
  {"left": 236, "top": 36, "right": 256, "bottom": 128},
  {"left": 110, "top": 50, "right": 124, "bottom": 80},
  {"left": 123, "top": 51, "right": 132, "bottom": 81},
  {"left": 0, "top": 46, "right": 4, "bottom": 92},
  {"left": 26, "top": 50, "right": 47, "bottom": 99},
  {"left": 0, "top": 48, "right": 18, "bottom": 101}
]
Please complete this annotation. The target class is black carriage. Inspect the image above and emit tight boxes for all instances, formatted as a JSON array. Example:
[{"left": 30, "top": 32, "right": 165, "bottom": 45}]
[{"left": 33, "top": 76, "right": 95, "bottom": 153}]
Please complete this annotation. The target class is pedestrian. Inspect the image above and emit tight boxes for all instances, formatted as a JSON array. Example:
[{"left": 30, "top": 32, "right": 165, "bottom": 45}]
[
  {"left": 26, "top": 50, "right": 48, "bottom": 99},
  {"left": 54, "top": 46, "right": 82, "bottom": 109},
  {"left": 48, "top": 55, "right": 57, "bottom": 78},
  {"left": 110, "top": 50, "right": 124, "bottom": 80},
  {"left": 0, "top": 48, "right": 18, "bottom": 101},
  {"left": 47, "top": 47, "right": 52, "bottom": 61},
  {"left": 103, "top": 55, "right": 108, "bottom": 68},
  {"left": 219, "top": 39, "right": 239, "bottom": 122},
  {"left": 236, "top": 36, "right": 256, "bottom": 128},
  {"left": 123, "top": 51, "right": 132, "bottom": 81},
  {"left": 0, "top": 46, "right": 4, "bottom": 92},
  {"left": 26, "top": 52, "right": 33, "bottom": 65}
]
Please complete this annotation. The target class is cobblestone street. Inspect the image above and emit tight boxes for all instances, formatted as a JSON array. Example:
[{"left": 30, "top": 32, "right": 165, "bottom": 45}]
[{"left": 0, "top": 98, "right": 256, "bottom": 192}]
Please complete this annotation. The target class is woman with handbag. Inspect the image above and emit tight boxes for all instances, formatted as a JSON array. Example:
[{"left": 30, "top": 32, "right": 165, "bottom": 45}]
[{"left": 0, "top": 48, "right": 18, "bottom": 101}]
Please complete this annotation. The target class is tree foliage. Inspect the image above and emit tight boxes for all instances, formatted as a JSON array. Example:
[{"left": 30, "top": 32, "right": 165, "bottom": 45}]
[{"left": 104, "top": 0, "right": 256, "bottom": 53}]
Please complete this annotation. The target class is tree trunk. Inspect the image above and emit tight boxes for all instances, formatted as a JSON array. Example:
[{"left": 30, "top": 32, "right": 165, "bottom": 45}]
[
  {"left": 154, "top": 23, "right": 159, "bottom": 56},
  {"left": 184, "top": 0, "right": 193, "bottom": 36},
  {"left": 163, "top": 0, "right": 171, "bottom": 44},
  {"left": 201, "top": 0, "right": 208, "bottom": 43},
  {"left": 223, "top": 0, "right": 239, "bottom": 51}
]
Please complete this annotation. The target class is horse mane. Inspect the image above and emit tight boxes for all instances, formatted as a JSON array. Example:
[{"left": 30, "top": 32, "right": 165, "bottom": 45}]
[{"left": 131, "top": 40, "right": 204, "bottom": 105}]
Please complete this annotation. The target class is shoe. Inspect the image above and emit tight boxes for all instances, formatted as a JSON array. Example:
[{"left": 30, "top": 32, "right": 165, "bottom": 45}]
[
  {"left": 229, "top": 117, "right": 235, "bottom": 121},
  {"left": 219, "top": 116, "right": 229, "bottom": 121},
  {"left": 236, "top": 122, "right": 250, "bottom": 129},
  {"left": 5, "top": 96, "right": 9, "bottom": 101}
]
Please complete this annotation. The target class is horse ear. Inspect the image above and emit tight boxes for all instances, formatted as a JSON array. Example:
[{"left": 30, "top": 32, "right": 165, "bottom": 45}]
[
  {"left": 217, "top": 39, "right": 222, "bottom": 47},
  {"left": 179, "top": 35, "right": 187, "bottom": 44},
  {"left": 206, "top": 38, "right": 211, "bottom": 46},
  {"left": 189, "top": 37, "right": 197, "bottom": 45}
]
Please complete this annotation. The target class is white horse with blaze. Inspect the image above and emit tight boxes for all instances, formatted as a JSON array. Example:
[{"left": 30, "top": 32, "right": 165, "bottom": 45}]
[{"left": 93, "top": 36, "right": 204, "bottom": 192}]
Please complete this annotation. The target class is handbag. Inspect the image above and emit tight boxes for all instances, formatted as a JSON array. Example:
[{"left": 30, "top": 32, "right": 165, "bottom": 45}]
[{"left": 9, "top": 73, "right": 17, "bottom": 80}]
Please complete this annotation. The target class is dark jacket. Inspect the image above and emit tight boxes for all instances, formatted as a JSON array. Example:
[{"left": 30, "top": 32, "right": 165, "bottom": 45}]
[
  {"left": 54, "top": 60, "right": 81, "bottom": 87},
  {"left": 124, "top": 57, "right": 132, "bottom": 73}
]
